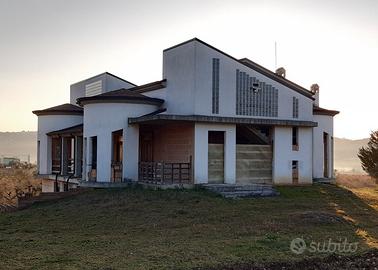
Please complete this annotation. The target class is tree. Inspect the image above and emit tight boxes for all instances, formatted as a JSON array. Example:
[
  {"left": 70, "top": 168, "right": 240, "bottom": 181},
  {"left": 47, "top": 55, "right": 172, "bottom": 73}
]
[{"left": 358, "top": 131, "right": 378, "bottom": 182}]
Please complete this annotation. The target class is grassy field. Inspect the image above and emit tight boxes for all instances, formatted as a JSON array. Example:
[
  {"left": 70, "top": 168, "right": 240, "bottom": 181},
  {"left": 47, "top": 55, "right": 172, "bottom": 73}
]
[{"left": 0, "top": 183, "right": 377, "bottom": 270}]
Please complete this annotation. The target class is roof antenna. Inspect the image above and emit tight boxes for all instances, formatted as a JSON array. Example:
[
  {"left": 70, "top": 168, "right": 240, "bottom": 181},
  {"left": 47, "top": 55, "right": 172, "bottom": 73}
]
[{"left": 274, "top": 41, "right": 277, "bottom": 70}]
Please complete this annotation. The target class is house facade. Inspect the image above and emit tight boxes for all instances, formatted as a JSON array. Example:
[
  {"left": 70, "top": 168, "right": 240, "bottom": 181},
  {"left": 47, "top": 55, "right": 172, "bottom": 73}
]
[{"left": 33, "top": 38, "right": 339, "bottom": 192}]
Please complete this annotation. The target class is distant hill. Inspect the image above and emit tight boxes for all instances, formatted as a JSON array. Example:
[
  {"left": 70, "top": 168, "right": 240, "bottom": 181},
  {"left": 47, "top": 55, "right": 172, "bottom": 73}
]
[
  {"left": 0, "top": 131, "right": 37, "bottom": 163},
  {"left": 0, "top": 131, "right": 370, "bottom": 173},
  {"left": 334, "top": 137, "right": 369, "bottom": 174}
]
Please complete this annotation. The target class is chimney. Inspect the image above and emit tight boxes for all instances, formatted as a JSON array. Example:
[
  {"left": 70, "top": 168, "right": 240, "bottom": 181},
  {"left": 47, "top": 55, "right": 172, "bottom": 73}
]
[
  {"left": 310, "top": 84, "right": 320, "bottom": 106},
  {"left": 275, "top": 67, "right": 286, "bottom": 78}
]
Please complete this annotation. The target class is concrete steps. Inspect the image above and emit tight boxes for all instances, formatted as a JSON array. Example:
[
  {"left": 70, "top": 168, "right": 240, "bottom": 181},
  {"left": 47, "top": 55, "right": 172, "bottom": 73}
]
[{"left": 202, "top": 183, "right": 279, "bottom": 198}]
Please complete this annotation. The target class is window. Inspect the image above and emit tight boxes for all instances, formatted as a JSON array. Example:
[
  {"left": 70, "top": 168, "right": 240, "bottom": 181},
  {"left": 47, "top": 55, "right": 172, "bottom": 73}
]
[
  {"left": 91, "top": 136, "right": 97, "bottom": 170},
  {"left": 292, "top": 127, "right": 299, "bottom": 151},
  {"left": 293, "top": 97, "right": 299, "bottom": 118},
  {"left": 212, "top": 58, "right": 220, "bottom": 114}
]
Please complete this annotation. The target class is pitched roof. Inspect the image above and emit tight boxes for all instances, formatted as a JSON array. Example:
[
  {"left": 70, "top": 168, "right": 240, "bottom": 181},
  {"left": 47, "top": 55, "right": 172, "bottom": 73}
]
[
  {"left": 313, "top": 106, "right": 339, "bottom": 116},
  {"left": 76, "top": 80, "right": 166, "bottom": 106},
  {"left": 71, "top": 72, "right": 136, "bottom": 87},
  {"left": 32, "top": 103, "right": 83, "bottom": 116},
  {"left": 164, "top": 38, "right": 314, "bottom": 100},
  {"left": 46, "top": 124, "right": 83, "bottom": 136}
]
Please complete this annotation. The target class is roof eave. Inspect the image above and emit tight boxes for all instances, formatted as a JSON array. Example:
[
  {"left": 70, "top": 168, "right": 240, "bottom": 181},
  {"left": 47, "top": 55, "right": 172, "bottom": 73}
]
[{"left": 77, "top": 96, "right": 164, "bottom": 106}]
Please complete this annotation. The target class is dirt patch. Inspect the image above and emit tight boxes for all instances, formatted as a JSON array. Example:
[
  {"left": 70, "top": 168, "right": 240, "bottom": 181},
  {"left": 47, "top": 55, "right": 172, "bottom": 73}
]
[
  {"left": 200, "top": 249, "right": 378, "bottom": 270},
  {"left": 291, "top": 211, "right": 345, "bottom": 225}
]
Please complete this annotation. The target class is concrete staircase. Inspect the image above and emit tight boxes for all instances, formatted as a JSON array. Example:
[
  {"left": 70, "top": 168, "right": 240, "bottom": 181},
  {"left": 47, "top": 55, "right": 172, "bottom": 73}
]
[
  {"left": 202, "top": 183, "right": 279, "bottom": 198},
  {"left": 17, "top": 188, "right": 89, "bottom": 210}
]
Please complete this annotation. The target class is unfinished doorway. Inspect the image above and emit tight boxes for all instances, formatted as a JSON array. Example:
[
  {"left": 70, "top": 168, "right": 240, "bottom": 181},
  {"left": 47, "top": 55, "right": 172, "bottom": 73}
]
[
  {"left": 292, "top": 160, "right": 299, "bottom": 184},
  {"left": 235, "top": 125, "right": 273, "bottom": 184},
  {"left": 111, "top": 130, "right": 123, "bottom": 182},
  {"left": 208, "top": 131, "right": 224, "bottom": 184},
  {"left": 323, "top": 132, "right": 329, "bottom": 178}
]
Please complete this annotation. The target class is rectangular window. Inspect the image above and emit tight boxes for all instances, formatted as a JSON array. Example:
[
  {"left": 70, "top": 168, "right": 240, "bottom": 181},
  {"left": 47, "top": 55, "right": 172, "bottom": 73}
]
[
  {"left": 292, "top": 160, "right": 299, "bottom": 184},
  {"left": 293, "top": 97, "right": 299, "bottom": 118},
  {"left": 91, "top": 136, "right": 97, "bottom": 170},
  {"left": 292, "top": 127, "right": 299, "bottom": 151},
  {"left": 212, "top": 58, "right": 220, "bottom": 114}
]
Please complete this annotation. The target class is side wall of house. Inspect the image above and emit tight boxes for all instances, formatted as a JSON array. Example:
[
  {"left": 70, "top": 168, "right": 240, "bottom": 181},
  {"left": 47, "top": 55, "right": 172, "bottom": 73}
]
[
  {"left": 83, "top": 103, "right": 158, "bottom": 182},
  {"left": 194, "top": 123, "right": 236, "bottom": 184},
  {"left": 313, "top": 114, "right": 334, "bottom": 179},
  {"left": 37, "top": 115, "right": 83, "bottom": 174},
  {"left": 163, "top": 42, "right": 196, "bottom": 114},
  {"left": 272, "top": 126, "right": 313, "bottom": 184}
]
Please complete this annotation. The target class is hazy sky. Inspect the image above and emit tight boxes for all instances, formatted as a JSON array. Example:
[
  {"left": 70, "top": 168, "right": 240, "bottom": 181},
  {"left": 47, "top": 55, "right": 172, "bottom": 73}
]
[{"left": 0, "top": 0, "right": 377, "bottom": 139}]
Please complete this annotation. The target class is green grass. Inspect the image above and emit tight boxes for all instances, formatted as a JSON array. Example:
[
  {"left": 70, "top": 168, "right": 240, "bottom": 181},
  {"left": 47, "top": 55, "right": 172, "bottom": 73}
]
[{"left": 0, "top": 184, "right": 377, "bottom": 270}]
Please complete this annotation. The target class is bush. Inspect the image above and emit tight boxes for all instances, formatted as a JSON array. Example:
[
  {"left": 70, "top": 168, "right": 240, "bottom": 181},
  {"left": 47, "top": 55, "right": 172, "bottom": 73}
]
[
  {"left": 358, "top": 130, "right": 378, "bottom": 183},
  {"left": 0, "top": 168, "right": 41, "bottom": 206}
]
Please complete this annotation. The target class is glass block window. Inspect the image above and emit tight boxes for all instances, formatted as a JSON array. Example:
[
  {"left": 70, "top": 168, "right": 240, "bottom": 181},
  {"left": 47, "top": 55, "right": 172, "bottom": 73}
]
[
  {"left": 212, "top": 58, "right": 220, "bottom": 114},
  {"left": 235, "top": 69, "right": 278, "bottom": 117},
  {"left": 293, "top": 97, "right": 299, "bottom": 118}
]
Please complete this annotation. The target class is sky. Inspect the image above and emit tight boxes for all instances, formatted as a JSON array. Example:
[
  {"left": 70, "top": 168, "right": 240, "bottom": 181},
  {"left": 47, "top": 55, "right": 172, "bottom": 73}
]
[{"left": 0, "top": 0, "right": 377, "bottom": 139}]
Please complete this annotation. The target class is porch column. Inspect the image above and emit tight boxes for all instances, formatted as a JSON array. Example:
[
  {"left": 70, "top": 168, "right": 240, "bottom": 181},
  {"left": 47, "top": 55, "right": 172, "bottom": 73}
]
[
  {"left": 97, "top": 133, "right": 112, "bottom": 182},
  {"left": 86, "top": 137, "right": 92, "bottom": 181},
  {"left": 74, "top": 136, "right": 83, "bottom": 177},
  {"left": 224, "top": 128, "right": 236, "bottom": 184},
  {"left": 123, "top": 125, "right": 139, "bottom": 181},
  {"left": 61, "top": 137, "right": 68, "bottom": 175}
]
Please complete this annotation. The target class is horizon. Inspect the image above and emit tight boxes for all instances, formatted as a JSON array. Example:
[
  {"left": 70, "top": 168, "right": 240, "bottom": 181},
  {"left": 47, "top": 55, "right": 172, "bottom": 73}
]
[{"left": 1, "top": 0, "right": 377, "bottom": 139}]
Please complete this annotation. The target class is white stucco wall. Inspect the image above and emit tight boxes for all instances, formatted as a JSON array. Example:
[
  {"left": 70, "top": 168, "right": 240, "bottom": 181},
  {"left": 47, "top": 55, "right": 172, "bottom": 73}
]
[
  {"left": 313, "top": 114, "right": 334, "bottom": 179},
  {"left": 272, "top": 126, "right": 313, "bottom": 184},
  {"left": 37, "top": 115, "right": 83, "bottom": 174},
  {"left": 194, "top": 123, "right": 236, "bottom": 184},
  {"left": 83, "top": 103, "right": 158, "bottom": 182}
]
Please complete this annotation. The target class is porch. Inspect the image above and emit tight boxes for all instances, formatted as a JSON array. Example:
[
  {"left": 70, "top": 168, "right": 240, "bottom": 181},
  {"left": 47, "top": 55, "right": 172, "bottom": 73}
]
[
  {"left": 46, "top": 124, "right": 83, "bottom": 191},
  {"left": 138, "top": 123, "right": 194, "bottom": 184}
]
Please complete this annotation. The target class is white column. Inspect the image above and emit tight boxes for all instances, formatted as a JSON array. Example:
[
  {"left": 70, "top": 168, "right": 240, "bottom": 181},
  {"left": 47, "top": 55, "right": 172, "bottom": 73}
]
[
  {"left": 224, "top": 127, "right": 236, "bottom": 184},
  {"left": 97, "top": 133, "right": 112, "bottom": 182},
  {"left": 74, "top": 136, "right": 83, "bottom": 177},
  {"left": 61, "top": 137, "right": 68, "bottom": 175},
  {"left": 123, "top": 125, "right": 139, "bottom": 181}
]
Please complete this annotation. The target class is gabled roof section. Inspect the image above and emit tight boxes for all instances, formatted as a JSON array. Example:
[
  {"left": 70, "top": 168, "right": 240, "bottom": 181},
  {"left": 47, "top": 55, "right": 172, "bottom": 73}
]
[
  {"left": 71, "top": 72, "right": 136, "bottom": 87},
  {"left": 76, "top": 80, "right": 166, "bottom": 106},
  {"left": 47, "top": 124, "right": 83, "bottom": 136},
  {"left": 164, "top": 38, "right": 314, "bottom": 100},
  {"left": 32, "top": 103, "right": 83, "bottom": 116},
  {"left": 313, "top": 106, "right": 339, "bottom": 116}
]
